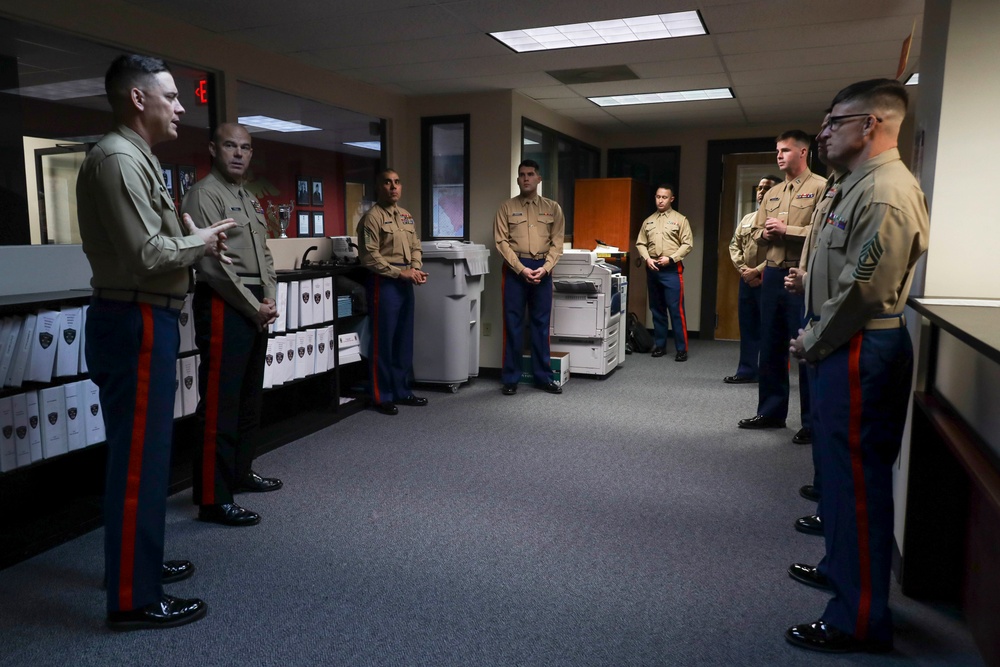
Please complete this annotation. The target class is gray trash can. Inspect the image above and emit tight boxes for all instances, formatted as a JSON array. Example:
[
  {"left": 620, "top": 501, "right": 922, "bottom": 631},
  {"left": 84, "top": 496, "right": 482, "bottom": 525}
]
[{"left": 413, "top": 241, "right": 490, "bottom": 391}]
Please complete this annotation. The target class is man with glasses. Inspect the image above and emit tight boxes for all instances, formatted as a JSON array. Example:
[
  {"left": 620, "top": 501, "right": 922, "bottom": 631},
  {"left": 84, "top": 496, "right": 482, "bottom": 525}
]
[
  {"left": 785, "top": 79, "right": 929, "bottom": 654},
  {"left": 79, "top": 54, "right": 236, "bottom": 630},
  {"left": 738, "top": 131, "right": 826, "bottom": 445},
  {"left": 725, "top": 175, "right": 780, "bottom": 383},
  {"left": 182, "top": 122, "right": 282, "bottom": 528}
]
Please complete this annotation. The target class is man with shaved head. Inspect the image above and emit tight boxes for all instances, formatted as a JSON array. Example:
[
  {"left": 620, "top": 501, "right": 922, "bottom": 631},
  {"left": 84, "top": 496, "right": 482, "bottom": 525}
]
[
  {"left": 785, "top": 79, "right": 929, "bottom": 654},
  {"left": 182, "top": 122, "right": 282, "bottom": 528}
]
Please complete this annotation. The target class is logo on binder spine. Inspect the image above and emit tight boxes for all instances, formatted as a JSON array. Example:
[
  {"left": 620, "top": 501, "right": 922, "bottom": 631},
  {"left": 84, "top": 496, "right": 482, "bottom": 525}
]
[
  {"left": 276, "top": 352, "right": 284, "bottom": 364},
  {"left": 68, "top": 408, "right": 78, "bottom": 420},
  {"left": 90, "top": 404, "right": 99, "bottom": 416},
  {"left": 30, "top": 416, "right": 38, "bottom": 429},
  {"left": 48, "top": 412, "right": 58, "bottom": 425},
  {"left": 325, "top": 289, "right": 331, "bottom": 299},
  {"left": 39, "top": 332, "right": 53, "bottom": 349},
  {"left": 63, "top": 328, "right": 77, "bottom": 345},
  {"left": 314, "top": 293, "right": 321, "bottom": 304},
  {"left": 298, "top": 346, "right": 305, "bottom": 358},
  {"left": 2, "top": 426, "right": 11, "bottom": 439},
  {"left": 265, "top": 354, "right": 273, "bottom": 366},
  {"left": 302, "top": 293, "right": 310, "bottom": 304},
  {"left": 307, "top": 344, "right": 313, "bottom": 355},
  {"left": 16, "top": 426, "right": 26, "bottom": 439},
  {"left": 179, "top": 312, "right": 189, "bottom": 326},
  {"left": 184, "top": 376, "right": 193, "bottom": 390},
  {"left": 318, "top": 342, "right": 326, "bottom": 354}
]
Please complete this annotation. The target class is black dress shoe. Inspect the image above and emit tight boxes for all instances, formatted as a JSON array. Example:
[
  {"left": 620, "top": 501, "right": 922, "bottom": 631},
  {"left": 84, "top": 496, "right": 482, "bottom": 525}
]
[
  {"left": 501, "top": 384, "right": 517, "bottom": 396},
  {"left": 795, "top": 514, "right": 823, "bottom": 536},
  {"left": 786, "top": 619, "right": 892, "bottom": 653},
  {"left": 235, "top": 471, "right": 283, "bottom": 493},
  {"left": 535, "top": 381, "right": 562, "bottom": 394},
  {"left": 162, "top": 560, "right": 194, "bottom": 585},
  {"left": 737, "top": 415, "right": 786, "bottom": 429},
  {"left": 723, "top": 375, "right": 756, "bottom": 384},
  {"left": 799, "top": 484, "right": 821, "bottom": 502},
  {"left": 651, "top": 347, "right": 666, "bottom": 358},
  {"left": 107, "top": 594, "right": 207, "bottom": 631},
  {"left": 793, "top": 428, "right": 813, "bottom": 444},
  {"left": 375, "top": 402, "right": 398, "bottom": 415},
  {"left": 675, "top": 351, "right": 688, "bottom": 362},
  {"left": 788, "top": 563, "right": 832, "bottom": 591},
  {"left": 198, "top": 503, "right": 261, "bottom": 527},
  {"left": 397, "top": 395, "right": 428, "bottom": 406}
]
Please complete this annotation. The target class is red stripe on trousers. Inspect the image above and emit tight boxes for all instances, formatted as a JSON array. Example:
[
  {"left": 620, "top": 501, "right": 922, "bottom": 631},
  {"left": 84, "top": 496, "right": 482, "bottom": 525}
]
[
  {"left": 201, "top": 293, "right": 226, "bottom": 505},
  {"left": 676, "top": 263, "right": 689, "bottom": 347},
  {"left": 371, "top": 277, "right": 382, "bottom": 403},
  {"left": 118, "top": 303, "right": 154, "bottom": 610},
  {"left": 847, "top": 332, "right": 873, "bottom": 638}
]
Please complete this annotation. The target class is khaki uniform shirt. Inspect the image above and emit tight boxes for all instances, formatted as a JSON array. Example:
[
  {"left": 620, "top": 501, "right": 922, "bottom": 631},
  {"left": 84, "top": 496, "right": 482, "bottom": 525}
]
[
  {"left": 752, "top": 169, "right": 827, "bottom": 267},
  {"left": 359, "top": 203, "right": 422, "bottom": 279},
  {"left": 799, "top": 170, "right": 847, "bottom": 272},
  {"left": 729, "top": 211, "right": 765, "bottom": 273},
  {"left": 636, "top": 209, "right": 694, "bottom": 263},
  {"left": 182, "top": 168, "right": 276, "bottom": 320},
  {"left": 802, "top": 149, "right": 929, "bottom": 362},
  {"left": 494, "top": 194, "right": 565, "bottom": 274},
  {"left": 77, "top": 125, "right": 204, "bottom": 296}
]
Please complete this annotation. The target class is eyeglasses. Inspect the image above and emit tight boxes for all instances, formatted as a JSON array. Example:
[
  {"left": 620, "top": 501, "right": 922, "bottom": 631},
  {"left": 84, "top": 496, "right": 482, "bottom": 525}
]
[{"left": 827, "top": 113, "right": 882, "bottom": 132}]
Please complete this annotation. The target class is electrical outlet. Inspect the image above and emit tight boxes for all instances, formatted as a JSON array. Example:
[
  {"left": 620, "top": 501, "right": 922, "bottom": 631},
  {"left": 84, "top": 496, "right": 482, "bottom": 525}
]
[{"left": 483, "top": 322, "right": 492, "bottom": 336}]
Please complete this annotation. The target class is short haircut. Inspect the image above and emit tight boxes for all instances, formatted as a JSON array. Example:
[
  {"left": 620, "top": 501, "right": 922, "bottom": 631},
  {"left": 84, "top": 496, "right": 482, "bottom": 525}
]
[
  {"left": 776, "top": 130, "right": 811, "bottom": 147},
  {"left": 212, "top": 122, "right": 250, "bottom": 144},
  {"left": 105, "top": 54, "right": 170, "bottom": 109},
  {"left": 656, "top": 184, "right": 675, "bottom": 194},
  {"left": 379, "top": 168, "right": 399, "bottom": 180},
  {"left": 763, "top": 175, "right": 782, "bottom": 184},
  {"left": 518, "top": 159, "right": 541, "bottom": 175},
  {"left": 830, "top": 78, "right": 908, "bottom": 116}
]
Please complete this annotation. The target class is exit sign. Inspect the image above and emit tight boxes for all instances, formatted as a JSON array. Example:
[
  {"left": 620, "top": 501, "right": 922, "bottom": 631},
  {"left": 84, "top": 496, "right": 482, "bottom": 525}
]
[{"left": 194, "top": 79, "right": 209, "bottom": 106}]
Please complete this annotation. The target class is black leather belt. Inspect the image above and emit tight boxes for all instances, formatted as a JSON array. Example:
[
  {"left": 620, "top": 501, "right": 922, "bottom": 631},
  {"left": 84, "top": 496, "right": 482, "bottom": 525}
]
[{"left": 516, "top": 252, "right": 546, "bottom": 260}]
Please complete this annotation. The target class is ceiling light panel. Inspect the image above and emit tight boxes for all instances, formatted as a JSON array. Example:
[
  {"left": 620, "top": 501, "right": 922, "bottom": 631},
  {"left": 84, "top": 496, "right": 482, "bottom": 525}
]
[
  {"left": 238, "top": 115, "right": 321, "bottom": 132},
  {"left": 6, "top": 77, "right": 106, "bottom": 101},
  {"left": 491, "top": 11, "right": 706, "bottom": 53},
  {"left": 905, "top": 73, "right": 919, "bottom": 85},
  {"left": 589, "top": 87, "right": 733, "bottom": 107}
]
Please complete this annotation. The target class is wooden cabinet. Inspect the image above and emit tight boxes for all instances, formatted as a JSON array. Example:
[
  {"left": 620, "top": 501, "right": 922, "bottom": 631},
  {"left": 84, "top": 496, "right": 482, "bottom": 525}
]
[{"left": 573, "top": 178, "right": 651, "bottom": 318}]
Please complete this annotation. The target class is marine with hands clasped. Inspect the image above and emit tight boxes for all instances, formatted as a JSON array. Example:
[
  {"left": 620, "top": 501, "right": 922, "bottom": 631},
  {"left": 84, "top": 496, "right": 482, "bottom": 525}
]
[
  {"left": 182, "top": 122, "right": 283, "bottom": 529},
  {"left": 358, "top": 169, "right": 429, "bottom": 415},
  {"left": 635, "top": 185, "right": 693, "bottom": 362},
  {"left": 738, "top": 130, "right": 827, "bottom": 444},
  {"left": 494, "top": 160, "right": 565, "bottom": 396}
]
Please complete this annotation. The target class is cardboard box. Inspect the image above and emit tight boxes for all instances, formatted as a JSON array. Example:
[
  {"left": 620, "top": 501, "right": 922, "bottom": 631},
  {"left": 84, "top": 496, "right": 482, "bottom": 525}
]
[{"left": 519, "top": 351, "right": 570, "bottom": 386}]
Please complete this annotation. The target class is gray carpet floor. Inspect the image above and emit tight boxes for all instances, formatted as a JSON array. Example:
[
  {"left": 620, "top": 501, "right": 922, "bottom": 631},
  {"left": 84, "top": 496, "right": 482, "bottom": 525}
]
[{"left": 0, "top": 340, "right": 984, "bottom": 666}]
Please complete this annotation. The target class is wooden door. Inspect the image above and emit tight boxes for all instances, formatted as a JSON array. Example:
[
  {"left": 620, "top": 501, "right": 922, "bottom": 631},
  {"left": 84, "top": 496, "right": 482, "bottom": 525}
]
[{"left": 714, "top": 153, "right": 778, "bottom": 340}]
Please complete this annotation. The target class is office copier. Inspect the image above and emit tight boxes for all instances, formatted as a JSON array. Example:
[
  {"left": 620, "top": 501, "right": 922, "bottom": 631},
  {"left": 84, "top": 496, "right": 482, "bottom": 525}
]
[{"left": 549, "top": 249, "right": 627, "bottom": 376}]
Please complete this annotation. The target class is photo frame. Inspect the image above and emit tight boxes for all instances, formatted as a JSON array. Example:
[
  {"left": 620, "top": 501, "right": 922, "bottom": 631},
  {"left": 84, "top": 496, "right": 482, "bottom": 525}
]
[
  {"left": 296, "top": 177, "right": 311, "bottom": 206},
  {"left": 312, "top": 212, "right": 325, "bottom": 237},
  {"left": 310, "top": 179, "right": 324, "bottom": 207},
  {"left": 178, "top": 165, "right": 196, "bottom": 198},
  {"left": 297, "top": 211, "right": 311, "bottom": 236},
  {"left": 161, "top": 164, "right": 176, "bottom": 199}
]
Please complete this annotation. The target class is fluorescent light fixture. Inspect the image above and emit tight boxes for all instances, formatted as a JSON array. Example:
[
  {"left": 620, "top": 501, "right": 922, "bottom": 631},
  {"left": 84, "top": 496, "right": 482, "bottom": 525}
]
[
  {"left": 523, "top": 138, "right": 540, "bottom": 146},
  {"left": 589, "top": 87, "right": 733, "bottom": 107},
  {"left": 237, "top": 115, "right": 321, "bottom": 132},
  {"left": 344, "top": 141, "right": 381, "bottom": 151},
  {"left": 905, "top": 72, "right": 919, "bottom": 85},
  {"left": 5, "top": 77, "right": 106, "bottom": 101},
  {"left": 491, "top": 10, "right": 706, "bottom": 53}
]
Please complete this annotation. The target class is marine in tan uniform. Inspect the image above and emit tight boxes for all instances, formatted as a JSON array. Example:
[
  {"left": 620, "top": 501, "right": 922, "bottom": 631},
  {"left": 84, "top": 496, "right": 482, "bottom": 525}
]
[
  {"left": 182, "top": 122, "right": 282, "bottom": 528},
  {"left": 77, "top": 54, "right": 235, "bottom": 631},
  {"left": 785, "top": 78, "right": 929, "bottom": 655},
  {"left": 358, "top": 169, "right": 428, "bottom": 415},
  {"left": 635, "top": 186, "right": 693, "bottom": 361},
  {"left": 494, "top": 159, "right": 565, "bottom": 394},
  {"left": 738, "top": 131, "right": 827, "bottom": 443},
  {"left": 726, "top": 175, "right": 779, "bottom": 382}
]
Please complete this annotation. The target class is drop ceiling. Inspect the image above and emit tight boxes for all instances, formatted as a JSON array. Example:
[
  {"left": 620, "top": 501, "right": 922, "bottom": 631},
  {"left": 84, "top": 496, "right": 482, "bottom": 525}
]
[{"left": 120, "top": 0, "right": 924, "bottom": 132}]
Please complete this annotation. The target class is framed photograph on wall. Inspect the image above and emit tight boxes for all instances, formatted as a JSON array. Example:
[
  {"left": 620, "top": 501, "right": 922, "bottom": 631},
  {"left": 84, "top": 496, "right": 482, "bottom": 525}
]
[
  {"left": 310, "top": 179, "right": 324, "bottom": 206},
  {"left": 296, "top": 177, "right": 311, "bottom": 206},
  {"left": 312, "top": 212, "right": 325, "bottom": 237},
  {"left": 297, "top": 211, "right": 311, "bottom": 236},
  {"left": 178, "top": 165, "right": 196, "bottom": 198},
  {"left": 161, "top": 164, "right": 176, "bottom": 199}
]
